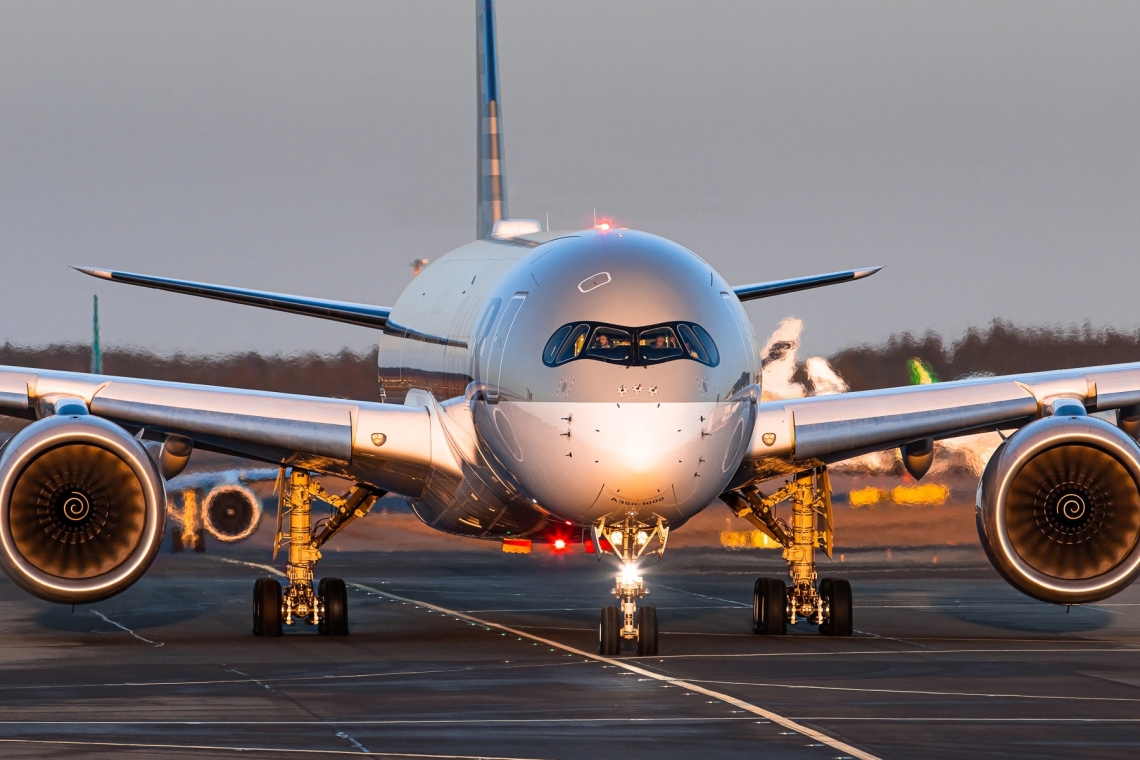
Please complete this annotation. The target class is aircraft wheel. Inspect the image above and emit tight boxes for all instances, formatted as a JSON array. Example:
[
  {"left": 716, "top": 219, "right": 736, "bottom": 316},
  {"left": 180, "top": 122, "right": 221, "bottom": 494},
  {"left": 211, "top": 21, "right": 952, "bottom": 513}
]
[
  {"left": 253, "top": 577, "right": 283, "bottom": 637},
  {"left": 637, "top": 606, "right": 658, "bottom": 656},
  {"left": 320, "top": 578, "right": 349, "bottom": 636},
  {"left": 819, "top": 578, "right": 853, "bottom": 637},
  {"left": 599, "top": 605, "right": 620, "bottom": 656},
  {"left": 753, "top": 578, "right": 787, "bottom": 635}
]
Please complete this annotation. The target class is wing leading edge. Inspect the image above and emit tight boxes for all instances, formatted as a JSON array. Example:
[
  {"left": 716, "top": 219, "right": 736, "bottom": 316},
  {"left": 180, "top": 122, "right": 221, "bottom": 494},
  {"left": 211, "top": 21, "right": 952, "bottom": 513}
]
[
  {"left": 737, "top": 361, "right": 1140, "bottom": 485},
  {"left": 732, "top": 266, "right": 881, "bottom": 302},
  {"left": 76, "top": 268, "right": 466, "bottom": 348},
  {"left": 0, "top": 366, "right": 451, "bottom": 498}
]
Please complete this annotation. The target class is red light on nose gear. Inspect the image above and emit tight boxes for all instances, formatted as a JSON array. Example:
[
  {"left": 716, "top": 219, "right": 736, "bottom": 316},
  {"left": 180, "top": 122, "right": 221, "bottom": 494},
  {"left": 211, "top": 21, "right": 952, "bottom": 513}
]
[{"left": 553, "top": 539, "right": 567, "bottom": 550}]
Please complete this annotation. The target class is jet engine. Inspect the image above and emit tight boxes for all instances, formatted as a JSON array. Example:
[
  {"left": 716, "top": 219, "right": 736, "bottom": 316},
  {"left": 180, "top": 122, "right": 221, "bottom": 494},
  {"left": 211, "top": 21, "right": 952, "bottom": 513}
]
[
  {"left": 977, "top": 414, "right": 1140, "bottom": 604},
  {"left": 0, "top": 415, "right": 166, "bottom": 604},
  {"left": 202, "top": 483, "right": 261, "bottom": 542}
]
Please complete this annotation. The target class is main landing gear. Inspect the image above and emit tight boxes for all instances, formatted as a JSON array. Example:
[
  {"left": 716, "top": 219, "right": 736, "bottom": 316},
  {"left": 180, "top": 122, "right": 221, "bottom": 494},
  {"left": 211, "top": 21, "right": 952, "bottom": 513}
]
[
  {"left": 723, "top": 468, "right": 854, "bottom": 637},
  {"left": 251, "top": 468, "right": 381, "bottom": 637},
  {"left": 593, "top": 513, "right": 668, "bottom": 656}
]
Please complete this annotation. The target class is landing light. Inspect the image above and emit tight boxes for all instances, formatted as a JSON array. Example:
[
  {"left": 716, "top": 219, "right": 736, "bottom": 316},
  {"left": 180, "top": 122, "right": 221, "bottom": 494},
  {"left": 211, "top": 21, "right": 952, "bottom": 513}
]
[{"left": 610, "top": 530, "right": 624, "bottom": 546}]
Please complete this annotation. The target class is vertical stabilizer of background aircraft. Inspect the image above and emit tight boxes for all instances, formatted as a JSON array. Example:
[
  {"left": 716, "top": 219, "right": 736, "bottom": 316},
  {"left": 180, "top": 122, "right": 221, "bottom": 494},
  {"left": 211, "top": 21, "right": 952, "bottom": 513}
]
[{"left": 907, "top": 357, "right": 939, "bottom": 385}]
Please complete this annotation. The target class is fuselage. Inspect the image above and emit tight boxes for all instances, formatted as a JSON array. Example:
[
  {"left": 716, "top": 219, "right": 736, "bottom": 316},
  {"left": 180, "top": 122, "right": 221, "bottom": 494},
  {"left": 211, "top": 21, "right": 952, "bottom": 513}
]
[{"left": 378, "top": 228, "right": 762, "bottom": 540}]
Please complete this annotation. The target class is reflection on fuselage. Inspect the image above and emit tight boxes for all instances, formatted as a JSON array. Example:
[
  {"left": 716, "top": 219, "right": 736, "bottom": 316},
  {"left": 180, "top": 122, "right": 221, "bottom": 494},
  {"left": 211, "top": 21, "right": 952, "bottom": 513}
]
[{"left": 377, "top": 229, "right": 761, "bottom": 540}]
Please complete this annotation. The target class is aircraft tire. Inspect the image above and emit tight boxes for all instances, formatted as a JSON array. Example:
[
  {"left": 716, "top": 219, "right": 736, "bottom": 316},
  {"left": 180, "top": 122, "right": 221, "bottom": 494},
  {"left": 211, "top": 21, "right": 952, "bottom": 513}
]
[
  {"left": 819, "top": 578, "right": 853, "bottom": 637},
  {"left": 320, "top": 578, "right": 349, "bottom": 636},
  {"left": 637, "top": 606, "right": 658, "bottom": 656},
  {"left": 599, "top": 605, "right": 620, "bottom": 656},
  {"left": 253, "top": 577, "right": 283, "bottom": 637},
  {"left": 753, "top": 578, "right": 787, "bottom": 635}
]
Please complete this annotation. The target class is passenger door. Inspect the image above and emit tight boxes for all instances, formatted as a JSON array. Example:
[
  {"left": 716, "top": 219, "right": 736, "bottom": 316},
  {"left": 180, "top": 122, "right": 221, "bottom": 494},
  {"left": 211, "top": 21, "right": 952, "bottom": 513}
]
[{"left": 485, "top": 293, "right": 527, "bottom": 403}]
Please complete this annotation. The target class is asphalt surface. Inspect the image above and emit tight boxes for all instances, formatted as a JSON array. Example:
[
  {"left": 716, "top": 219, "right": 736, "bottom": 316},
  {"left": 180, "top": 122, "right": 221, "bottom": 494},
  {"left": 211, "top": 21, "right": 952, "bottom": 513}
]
[{"left": 0, "top": 544, "right": 1138, "bottom": 759}]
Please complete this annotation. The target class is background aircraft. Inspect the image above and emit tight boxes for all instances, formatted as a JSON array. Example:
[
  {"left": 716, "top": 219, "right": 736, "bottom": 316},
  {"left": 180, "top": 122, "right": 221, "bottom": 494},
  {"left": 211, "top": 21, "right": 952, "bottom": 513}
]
[{"left": 1, "top": 1, "right": 1139, "bottom": 658}]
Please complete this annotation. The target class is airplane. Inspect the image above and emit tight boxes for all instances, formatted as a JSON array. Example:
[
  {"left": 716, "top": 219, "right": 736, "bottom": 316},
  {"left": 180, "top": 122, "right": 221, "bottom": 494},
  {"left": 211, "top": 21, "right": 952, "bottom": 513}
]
[
  {"left": 2, "top": 0, "right": 1140, "bottom": 656},
  {"left": 165, "top": 466, "right": 276, "bottom": 552},
  {"left": 88, "top": 292, "right": 272, "bottom": 553}
]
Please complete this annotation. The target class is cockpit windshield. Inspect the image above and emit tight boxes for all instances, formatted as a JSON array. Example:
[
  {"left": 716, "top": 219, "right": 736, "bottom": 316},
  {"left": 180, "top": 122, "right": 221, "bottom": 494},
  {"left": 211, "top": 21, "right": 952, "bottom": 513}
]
[{"left": 542, "top": 322, "right": 719, "bottom": 368}]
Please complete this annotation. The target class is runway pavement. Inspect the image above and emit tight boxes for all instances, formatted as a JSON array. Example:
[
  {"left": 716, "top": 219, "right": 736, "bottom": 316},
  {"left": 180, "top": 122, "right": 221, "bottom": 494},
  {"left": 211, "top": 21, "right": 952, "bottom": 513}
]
[{"left": 0, "top": 544, "right": 1138, "bottom": 759}]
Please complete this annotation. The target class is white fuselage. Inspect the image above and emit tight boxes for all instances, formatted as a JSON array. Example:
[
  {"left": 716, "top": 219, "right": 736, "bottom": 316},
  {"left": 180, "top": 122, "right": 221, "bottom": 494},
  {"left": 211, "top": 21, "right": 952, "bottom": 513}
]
[{"left": 377, "top": 228, "right": 761, "bottom": 540}]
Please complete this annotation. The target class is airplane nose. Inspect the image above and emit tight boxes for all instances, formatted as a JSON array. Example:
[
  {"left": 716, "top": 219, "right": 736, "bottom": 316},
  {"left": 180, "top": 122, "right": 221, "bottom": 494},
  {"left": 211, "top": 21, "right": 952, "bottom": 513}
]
[
  {"left": 493, "top": 400, "right": 752, "bottom": 524},
  {"left": 616, "top": 424, "right": 658, "bottom": 475}
]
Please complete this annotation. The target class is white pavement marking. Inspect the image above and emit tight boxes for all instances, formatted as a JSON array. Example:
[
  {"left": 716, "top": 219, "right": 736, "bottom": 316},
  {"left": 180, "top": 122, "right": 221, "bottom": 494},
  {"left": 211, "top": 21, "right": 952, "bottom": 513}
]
[
  {"left": 213, "top": 556, "right": 878, "bottom": 759},
  {"left": 351, "top": 582, "right": 880, "bottom": 760},
  {"left": 0, "top": 717, "right": 757, "bottom": 726},
  {"left": 336, "top": 731, "right": 370, "bottom": 753},
  {"left": 0, "top": 662, "right": 584, "bottom": 692},
  {"left": 790, "top": 717, "right": 1140, "bottom": 723},
  {"left": 0, "top": 738, "right": 547, "bottom": 759},
  {"left": 216, "top": 556, "right": 284, "bottom": 577},
  {"left": 90, "top": 610, "right": 163, "bottom": 647},
  {"left": 687, "top": 678, "right": 1140, "bottom": 702},
  {"left": 647, "top": 647, "right": 1140, "bottom": 660},
  {"left": 656, "top": 583, "right": 752, "bottom": 607}
]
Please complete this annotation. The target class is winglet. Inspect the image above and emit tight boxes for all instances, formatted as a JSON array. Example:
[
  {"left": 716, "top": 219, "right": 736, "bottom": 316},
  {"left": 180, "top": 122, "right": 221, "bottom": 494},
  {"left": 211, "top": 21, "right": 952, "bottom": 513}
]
[
  {"left": 73, "top": 266, "right": 113, "bottom": 281},
  {"left": 852, "top": 266, "right": 882, "bottom": 280}
]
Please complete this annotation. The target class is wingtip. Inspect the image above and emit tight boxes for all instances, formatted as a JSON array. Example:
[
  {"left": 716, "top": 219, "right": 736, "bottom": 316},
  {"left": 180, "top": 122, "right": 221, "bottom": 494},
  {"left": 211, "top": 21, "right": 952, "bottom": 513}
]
[
  {"left": 73, "top": 266, "right": 114, "bottom": 280},
  {"left": 853, "top": 266, "right": 883, "bottom": 279}
]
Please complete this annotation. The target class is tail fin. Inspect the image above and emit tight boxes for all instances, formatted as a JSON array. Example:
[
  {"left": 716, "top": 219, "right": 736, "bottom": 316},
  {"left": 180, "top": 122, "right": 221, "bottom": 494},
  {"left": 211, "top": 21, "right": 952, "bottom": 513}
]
[{"left": 476, "top": 0, "right": 507, "bottom": 239}]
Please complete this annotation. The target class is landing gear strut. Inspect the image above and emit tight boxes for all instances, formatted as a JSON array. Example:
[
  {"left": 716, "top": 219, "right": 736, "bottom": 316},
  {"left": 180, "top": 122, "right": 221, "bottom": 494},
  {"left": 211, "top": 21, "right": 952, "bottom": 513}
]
[
  {"left": 723, "top": 468, "right": 853, "bottom": 636},
  {"left": 251, "top": 468, "right": 380, "bottom": 637},
  {"left": 593, "top": 512, "right": 667, "bottom": 656}
]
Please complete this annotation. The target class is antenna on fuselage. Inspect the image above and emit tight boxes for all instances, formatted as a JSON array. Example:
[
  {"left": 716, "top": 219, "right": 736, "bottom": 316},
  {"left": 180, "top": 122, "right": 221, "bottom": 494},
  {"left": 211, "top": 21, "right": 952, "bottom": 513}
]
[{"left": 476, "top": 0, "right": 508, "bottom": 239}]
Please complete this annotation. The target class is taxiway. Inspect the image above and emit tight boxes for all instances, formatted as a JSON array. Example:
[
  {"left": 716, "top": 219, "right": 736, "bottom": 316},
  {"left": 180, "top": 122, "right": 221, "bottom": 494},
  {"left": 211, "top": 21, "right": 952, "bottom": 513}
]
[{"left": 0, "top": 545, "right": 1137, "bottom": 759}]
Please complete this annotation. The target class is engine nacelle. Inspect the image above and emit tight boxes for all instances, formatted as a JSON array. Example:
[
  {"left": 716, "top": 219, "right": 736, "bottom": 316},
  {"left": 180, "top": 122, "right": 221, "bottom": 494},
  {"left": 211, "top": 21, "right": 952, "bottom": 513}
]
[
  {"left": 202, "top": 483, "right": 261, "bottom": 542},
  {"left": 977, "top": 415, "right": 1140, "bottom": 604},
  {"left": 0, "top": 416, "right": 166, "bottom": 604}
]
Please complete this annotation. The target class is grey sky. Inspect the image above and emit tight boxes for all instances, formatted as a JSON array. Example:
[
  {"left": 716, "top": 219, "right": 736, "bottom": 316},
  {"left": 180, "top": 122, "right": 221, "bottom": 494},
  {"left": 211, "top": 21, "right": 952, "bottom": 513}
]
[{"left": 1, "top": 1, "right": 1137, "bottom": 359}]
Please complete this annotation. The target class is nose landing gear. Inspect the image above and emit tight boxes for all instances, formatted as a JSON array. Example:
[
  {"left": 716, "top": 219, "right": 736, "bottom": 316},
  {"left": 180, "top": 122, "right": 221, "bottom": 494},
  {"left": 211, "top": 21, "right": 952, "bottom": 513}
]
[
  {"left": 723, "top": 468, "right": 853, "bottom": 637},
  {"left": 251, "top": 468, "right": 380, "bottom": 637},
  {"left": 593, "top": 513, "right": 667, "bottom": 656}
]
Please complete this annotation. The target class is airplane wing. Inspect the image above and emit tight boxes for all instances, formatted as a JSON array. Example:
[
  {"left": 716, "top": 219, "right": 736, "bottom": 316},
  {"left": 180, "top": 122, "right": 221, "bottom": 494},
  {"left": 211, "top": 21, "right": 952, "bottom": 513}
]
[
  {"left": 732, "top": 266, "right": 881, "bottom": 302},
  {"left": 0, "top": 365, "right": 452, "bottom": 498},
  {"left": 76, "top": 267, "right": 465, "bottom": 348},
  {"left": 735, "top": 361, "right": 1140, "bottom": 484}
]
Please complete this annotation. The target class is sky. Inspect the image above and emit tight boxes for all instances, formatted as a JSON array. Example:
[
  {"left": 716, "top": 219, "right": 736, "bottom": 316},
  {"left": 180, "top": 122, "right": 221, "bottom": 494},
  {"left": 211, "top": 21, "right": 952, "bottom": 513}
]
[{"left": 0, "top": 0, "right": 1137, "bottom": 359}]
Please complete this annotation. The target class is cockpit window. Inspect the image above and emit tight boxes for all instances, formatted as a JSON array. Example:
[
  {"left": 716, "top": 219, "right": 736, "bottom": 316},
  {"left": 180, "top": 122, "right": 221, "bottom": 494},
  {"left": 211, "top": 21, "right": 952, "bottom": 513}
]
[
  {"left": 677, "top": 323, "right": 713, "bottom": 365},
  {"left": 546, "top": 323, "right": 590, "bottom": 364},
  {"left": 542, "top": 322, "right": 719, "bottom": 368},
  {"left": 638, "top": 326, "right": 684, "bottom": 363},
  {"left": 542, "top": 324, "right": 574, "bottom": 365},
  {"left": 585, "top": 327, "right": 633, "bottom": 363},
  {"left": 690, "top": 323, "right": 720, "bottom": 365}
]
